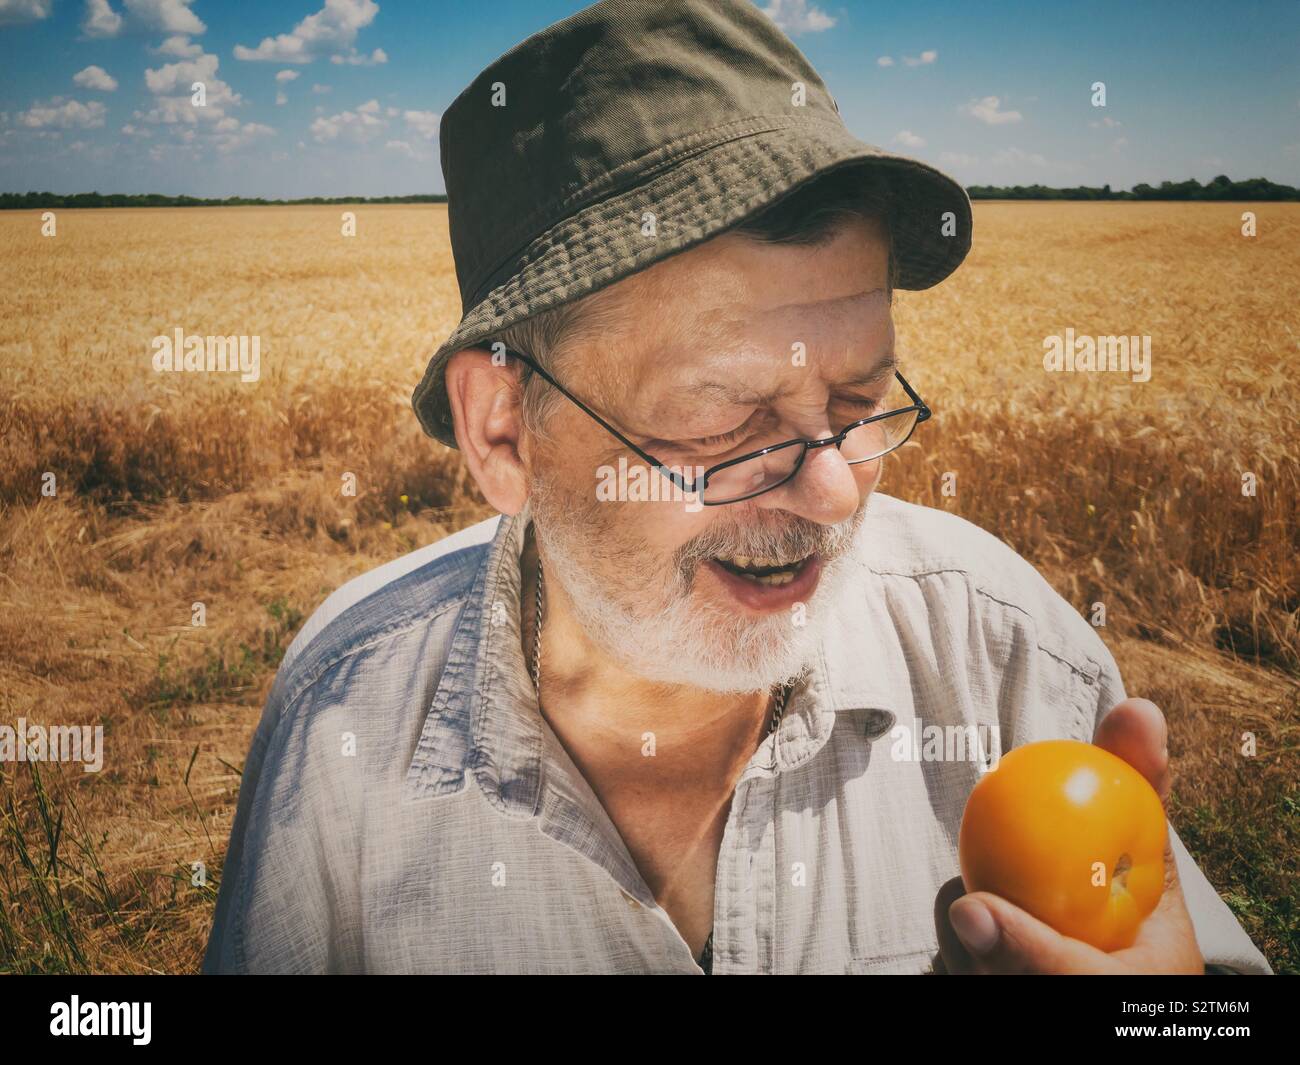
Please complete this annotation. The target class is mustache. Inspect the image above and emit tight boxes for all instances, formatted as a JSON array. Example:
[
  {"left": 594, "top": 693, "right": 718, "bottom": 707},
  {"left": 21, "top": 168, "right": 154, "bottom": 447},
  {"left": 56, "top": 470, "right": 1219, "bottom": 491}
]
[{"left": 674, "top": 509, "right": 863, "bottom": 574}]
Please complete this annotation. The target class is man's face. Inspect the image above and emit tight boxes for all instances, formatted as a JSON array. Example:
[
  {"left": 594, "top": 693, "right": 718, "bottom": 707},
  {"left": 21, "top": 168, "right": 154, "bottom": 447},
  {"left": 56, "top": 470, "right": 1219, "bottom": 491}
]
[{"left": 527, "top": 214, "right": 897, "bottom": 693}]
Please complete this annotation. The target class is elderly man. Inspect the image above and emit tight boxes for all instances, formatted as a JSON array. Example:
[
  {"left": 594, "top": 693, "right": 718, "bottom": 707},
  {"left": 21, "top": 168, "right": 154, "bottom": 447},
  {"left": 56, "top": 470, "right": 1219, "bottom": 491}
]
[{"left": 203, "top": 0, "right": 1272, "bottom": 974}]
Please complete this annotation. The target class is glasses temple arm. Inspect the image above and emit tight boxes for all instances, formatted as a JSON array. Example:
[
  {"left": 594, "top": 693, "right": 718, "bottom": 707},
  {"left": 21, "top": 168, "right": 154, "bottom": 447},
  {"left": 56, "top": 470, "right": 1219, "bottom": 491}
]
[{"left": 504, "top": 349, "right": 698, "bottom": 493}]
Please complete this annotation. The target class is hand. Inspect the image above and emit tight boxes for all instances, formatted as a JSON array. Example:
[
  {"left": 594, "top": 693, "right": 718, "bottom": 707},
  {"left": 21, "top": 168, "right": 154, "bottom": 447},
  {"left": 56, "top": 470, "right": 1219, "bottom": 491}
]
[{"left": 933, "top": 698, "right": 1205, "bottom": 974}]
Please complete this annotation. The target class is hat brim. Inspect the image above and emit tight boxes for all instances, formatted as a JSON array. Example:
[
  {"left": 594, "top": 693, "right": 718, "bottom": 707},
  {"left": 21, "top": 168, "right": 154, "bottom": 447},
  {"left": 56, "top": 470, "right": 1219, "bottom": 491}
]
[{"left": 413, "top": 117, "right": 971, "bottom": 449}]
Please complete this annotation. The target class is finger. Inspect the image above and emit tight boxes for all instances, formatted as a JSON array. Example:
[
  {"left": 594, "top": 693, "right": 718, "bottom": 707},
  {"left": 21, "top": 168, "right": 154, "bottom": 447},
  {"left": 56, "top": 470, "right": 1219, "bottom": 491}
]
[
  {"left": 949, "top": 892, "right": 1125, "bottom": 974},
  {"left": 933, "top": 875, "right": 977, "bottom": 974},
  {"left": 1092, "top": 696, "right": 1182, "bottom": 951},
  {"left": 1093, "top": 697, "right": 1170, "bottom": 801},
  {"left": 1111, "top": 827, "right": 1205, "bottom": 973}
]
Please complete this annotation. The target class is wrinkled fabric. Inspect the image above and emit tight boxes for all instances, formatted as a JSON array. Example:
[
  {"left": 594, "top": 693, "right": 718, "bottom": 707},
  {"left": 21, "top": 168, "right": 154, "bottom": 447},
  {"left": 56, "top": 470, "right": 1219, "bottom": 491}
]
[{"left": 203, "top": 492, "right": 1272, "bottom": 974}]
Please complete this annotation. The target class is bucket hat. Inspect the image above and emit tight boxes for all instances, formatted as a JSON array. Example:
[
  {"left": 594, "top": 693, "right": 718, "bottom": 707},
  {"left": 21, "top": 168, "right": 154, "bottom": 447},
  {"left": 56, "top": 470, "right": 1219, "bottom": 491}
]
[{"left": 413, "top": 0, "right": 971, "bottom": 448}]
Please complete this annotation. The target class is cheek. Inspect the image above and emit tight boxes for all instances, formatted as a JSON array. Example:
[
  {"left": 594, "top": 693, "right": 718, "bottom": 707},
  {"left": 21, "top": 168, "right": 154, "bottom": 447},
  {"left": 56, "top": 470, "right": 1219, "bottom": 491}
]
[
  {"left": 856, "top": 457, "right": 884, "bottom": 494},
  {"left": 615, "top": 498, "right": 710, "bottom": 559}
]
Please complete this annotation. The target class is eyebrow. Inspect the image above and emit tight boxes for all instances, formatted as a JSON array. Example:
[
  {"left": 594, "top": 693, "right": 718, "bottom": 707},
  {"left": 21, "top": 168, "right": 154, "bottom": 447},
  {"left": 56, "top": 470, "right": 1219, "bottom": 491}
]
[{"left": 677, "top": 348, "right": 898, "bottom": 407}]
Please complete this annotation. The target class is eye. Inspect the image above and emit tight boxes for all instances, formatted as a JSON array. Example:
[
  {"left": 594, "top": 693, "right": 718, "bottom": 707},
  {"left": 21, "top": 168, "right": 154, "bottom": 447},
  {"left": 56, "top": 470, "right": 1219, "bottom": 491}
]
[
  {"left": 836, "top": 393, "right": 889, "bottom": 415},
  {"left": 673, "top": 409, "right": 766, "bottom": 451},
  {"left": 693, "top": 423, "right": 752, "bottom": 448}
]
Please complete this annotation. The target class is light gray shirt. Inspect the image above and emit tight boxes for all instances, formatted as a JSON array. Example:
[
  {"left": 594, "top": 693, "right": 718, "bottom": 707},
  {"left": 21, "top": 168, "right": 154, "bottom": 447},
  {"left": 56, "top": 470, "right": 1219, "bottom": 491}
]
[{"left": 202, "top": 492, "right": 1272, "bottom": 974}]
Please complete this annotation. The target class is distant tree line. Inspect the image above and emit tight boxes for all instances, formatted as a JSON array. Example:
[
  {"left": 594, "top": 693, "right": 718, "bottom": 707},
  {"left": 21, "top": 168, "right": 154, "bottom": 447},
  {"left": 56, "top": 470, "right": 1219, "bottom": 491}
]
[
  {"left": 966, "top": 176, "right": 1299, "bottom": 201},
  {"left": 2, "top": 176, "right": 1297, "bottom": 208},
  {"left": 0, "top": 191, "right": 449, "bottom": 209}
]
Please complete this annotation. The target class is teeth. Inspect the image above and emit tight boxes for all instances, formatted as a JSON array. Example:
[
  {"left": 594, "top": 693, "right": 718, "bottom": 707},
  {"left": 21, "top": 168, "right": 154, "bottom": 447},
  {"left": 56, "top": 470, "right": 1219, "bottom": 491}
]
[
  {"left": 717, "top": 553, "right": 800, "bottom": 569},
  {"left": 748, "top": 570, "right": 795, "bottom": 586}
]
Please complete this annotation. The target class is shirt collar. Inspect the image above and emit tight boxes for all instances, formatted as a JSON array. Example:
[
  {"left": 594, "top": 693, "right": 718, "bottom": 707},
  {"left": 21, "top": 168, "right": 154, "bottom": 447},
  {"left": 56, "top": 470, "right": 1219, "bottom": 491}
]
[{"left": 405, "top": 498, "right": 904, "bottom": 815}]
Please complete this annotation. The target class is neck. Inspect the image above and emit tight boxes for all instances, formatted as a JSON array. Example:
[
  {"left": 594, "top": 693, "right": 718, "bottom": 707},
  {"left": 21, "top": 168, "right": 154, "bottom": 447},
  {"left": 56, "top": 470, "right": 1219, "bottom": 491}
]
[{"left": 520, "top": 526, "right": 775, "bottom": 787}]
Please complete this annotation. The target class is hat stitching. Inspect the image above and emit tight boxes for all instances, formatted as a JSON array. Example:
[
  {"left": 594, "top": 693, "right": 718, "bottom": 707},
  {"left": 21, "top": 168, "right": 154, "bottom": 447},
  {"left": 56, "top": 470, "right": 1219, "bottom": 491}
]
[{"left": 462, "top": 113, "right": 840, "bottom": 307}]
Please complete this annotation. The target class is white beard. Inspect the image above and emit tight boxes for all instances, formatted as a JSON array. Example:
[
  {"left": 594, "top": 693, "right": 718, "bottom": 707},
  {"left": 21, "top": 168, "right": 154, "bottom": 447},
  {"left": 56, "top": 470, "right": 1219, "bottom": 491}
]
[{"left": 528, "top": 478, "right": 869, "bottom": 694}]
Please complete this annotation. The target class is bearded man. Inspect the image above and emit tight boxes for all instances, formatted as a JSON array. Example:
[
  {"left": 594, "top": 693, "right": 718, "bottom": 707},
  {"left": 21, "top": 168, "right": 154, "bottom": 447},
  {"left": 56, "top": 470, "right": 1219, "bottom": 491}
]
[{"left": 203, "top": 0, "right": 1271, "bottom": 975}]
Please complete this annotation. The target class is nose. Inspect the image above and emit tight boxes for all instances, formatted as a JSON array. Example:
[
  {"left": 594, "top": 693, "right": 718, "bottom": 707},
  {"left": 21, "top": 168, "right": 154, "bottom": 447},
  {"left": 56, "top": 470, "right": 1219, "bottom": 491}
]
[{"left": 756, "top": 436, "right": 868, "bottom": 525}]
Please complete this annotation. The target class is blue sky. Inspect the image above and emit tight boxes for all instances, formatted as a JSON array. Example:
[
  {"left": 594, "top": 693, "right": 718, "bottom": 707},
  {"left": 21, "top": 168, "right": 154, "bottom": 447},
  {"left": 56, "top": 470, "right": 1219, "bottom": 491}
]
[{"left": 1, "top": 0, "right": 1297, "bottom": 198}]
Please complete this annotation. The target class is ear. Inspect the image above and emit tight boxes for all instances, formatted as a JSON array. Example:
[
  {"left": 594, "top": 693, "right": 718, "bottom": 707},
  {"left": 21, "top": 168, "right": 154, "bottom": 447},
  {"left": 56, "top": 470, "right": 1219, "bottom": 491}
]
[{"left": 444, "top": 347, "right": 530, "bottom": 515}]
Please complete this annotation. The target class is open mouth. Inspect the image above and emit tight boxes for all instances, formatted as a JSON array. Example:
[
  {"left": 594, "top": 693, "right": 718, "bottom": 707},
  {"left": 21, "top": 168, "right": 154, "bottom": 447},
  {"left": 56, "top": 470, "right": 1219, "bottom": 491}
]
[
  {"left": 702, "top": 551, "right": 823, "bottom": 611},
  {"left": 711, "top": 553, "right": 813, "bottom": 586}
]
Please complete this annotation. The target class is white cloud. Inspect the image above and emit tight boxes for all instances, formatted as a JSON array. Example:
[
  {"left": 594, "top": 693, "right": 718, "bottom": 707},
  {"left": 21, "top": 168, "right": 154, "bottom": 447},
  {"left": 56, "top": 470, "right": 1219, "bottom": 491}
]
[
  {"left": 153, "top": 34, "right": 201, "bottom": 57},
  {"left": 213, "top": 118, "right": 274, "bottom": 154},
  {"left": 759, "top": 0, "right": 834, "bottom": 34},
  {"left": 234, "top": 0, "right": 379, "bottom": 63},
  {"left": 1089, "top": 115, "right": 1122, "bottom": 129},
  {"left": 120, "top": 122, "right": 149, "bottom": 137},
  {"left": 330, "top": 46, "right": 387, "bottom": 66},
  {"left": 991, "top": 146, "right": 1047, "bottom": 167},
  {"left": 73, "top": 65, "right": 119, "bottom": 91},
  {"left": 1112, "top": 136, "right": 1129, "bottom": 151},
  {"left": 962, "top": 96, "right": 1022, "bottom": 125},
  {"left": 17, "top": 97, "right": 107, "bottom": 129},
  {"left": 134, "top": 95, "right": 209, "bottom": 124},
  {"left": 894, "top": 130, "right": 925, "bottom": 149},
  {"left": 139, "top": 52, "right": 241, "bottom": 123},
  {"left": 144, "top": 52, "right": 235, "bottom": 101},
  {"left": 275, "top": 69, "right": 301, "bottom": 83},
  {"left": 311, "top": 83, "right": 331, "bottom": 94},
  {"left": 876, "top": 56, "right": 894, "bottom": 67},
  {"left": 275, "top": 91, "right": 287, "bottom": 106},
  {"left": 403, "top": 109, "right": 439, "bottom": 140},
  {"left": 123, "top": 0, "right": 203, "bottom": 34},
  {"left": 939, "top": 151, "right": 978, "bottom": 167},
  {"left": 81, "top": 0, "right": 122, "bottom": 37},
  {"left": 385, "top": 139, "right": 416, "bottom": 158},
  {"left": 310, "top": 99, "right": 387, "bottom": 142},
  {"left": 903, "top": 50, "right": 937, "bottom": 66},
  {"left": 0, "top": 0, "right": 52, "bottom": 26}
]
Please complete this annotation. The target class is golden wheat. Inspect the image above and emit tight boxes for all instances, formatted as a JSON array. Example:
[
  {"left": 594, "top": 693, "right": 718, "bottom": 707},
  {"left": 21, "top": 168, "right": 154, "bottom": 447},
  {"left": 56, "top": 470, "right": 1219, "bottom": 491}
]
[{"left": 0, "top": 202, "right": 1296, "bottom": 973}]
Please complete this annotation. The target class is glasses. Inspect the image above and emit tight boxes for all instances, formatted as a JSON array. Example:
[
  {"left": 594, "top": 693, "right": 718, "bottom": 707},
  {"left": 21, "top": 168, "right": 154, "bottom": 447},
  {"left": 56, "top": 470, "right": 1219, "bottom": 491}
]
[{"left": 503, "top": 347, "right": 931, "bottom": 505}]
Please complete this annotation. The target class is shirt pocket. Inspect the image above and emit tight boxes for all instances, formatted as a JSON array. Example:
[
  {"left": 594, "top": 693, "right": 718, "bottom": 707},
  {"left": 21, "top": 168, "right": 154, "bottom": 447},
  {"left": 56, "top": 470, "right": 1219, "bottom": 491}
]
[{"left": 846, "top": 948, "right": 940, "bottom": 975}]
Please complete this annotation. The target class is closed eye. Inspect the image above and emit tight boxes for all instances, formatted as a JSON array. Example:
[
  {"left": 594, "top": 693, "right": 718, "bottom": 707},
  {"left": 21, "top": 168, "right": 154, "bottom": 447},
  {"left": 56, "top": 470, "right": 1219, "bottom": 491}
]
[
  {"left": 693, "top": 423, "right": 752, "bottom": 448},
  {"left": 676, "top": 395, "right": 892, "bottom": 450},
  {"left": 836, "top": 394, "right": 891, "bottom": 417}
]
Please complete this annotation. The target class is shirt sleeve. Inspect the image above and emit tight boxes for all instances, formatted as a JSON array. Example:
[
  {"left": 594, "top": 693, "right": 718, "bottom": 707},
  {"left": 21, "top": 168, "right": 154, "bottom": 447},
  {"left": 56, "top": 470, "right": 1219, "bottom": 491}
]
[
  {"left": 1088, "top": 635, "right": 1274, "bottom": 975},
  {"left": 201, "top": 666, "right": 364, "bottom": 974}
]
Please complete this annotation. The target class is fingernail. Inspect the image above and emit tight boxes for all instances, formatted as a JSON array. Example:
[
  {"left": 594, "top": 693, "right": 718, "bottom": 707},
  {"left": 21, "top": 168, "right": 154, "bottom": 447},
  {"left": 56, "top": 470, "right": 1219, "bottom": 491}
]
[{"left": 950, "top": 899, "right": 1000, "bottom": 956}]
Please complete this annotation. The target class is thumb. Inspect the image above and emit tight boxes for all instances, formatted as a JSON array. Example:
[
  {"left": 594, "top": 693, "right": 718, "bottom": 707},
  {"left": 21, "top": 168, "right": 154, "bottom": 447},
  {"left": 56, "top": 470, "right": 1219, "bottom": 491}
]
[
  {"left": 1093, "top": 697, "right": 1170, "bottom": 802},
  {"left": 949, "top": 892, "right": 1124, "bottom": 974}
]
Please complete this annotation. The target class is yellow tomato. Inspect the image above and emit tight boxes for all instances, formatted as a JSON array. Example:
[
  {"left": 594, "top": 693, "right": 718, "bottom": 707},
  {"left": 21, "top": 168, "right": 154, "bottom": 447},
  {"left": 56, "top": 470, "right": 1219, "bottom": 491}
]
[{"left": 958, "top": 739, "right": 1167, "bottom": 952}]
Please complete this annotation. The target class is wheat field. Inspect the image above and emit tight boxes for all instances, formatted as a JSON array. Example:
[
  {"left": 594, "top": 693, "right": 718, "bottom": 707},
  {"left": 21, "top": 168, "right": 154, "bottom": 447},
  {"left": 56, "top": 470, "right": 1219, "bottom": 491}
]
[{"left": 0, "top": 202, "right": 1296, "bottom": 973}]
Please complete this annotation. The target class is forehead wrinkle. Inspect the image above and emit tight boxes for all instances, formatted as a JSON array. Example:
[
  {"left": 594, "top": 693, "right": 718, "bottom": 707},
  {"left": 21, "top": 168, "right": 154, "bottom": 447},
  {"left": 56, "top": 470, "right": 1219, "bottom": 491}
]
[
  {"left": 600, "top": 281, "right": 893, "bottom": 428},
  {"left": 655, "top": 322, "right": 896, "bottom": 413},
  {"left": 764, "top": 285, "right": 890, "bottom": 318}
]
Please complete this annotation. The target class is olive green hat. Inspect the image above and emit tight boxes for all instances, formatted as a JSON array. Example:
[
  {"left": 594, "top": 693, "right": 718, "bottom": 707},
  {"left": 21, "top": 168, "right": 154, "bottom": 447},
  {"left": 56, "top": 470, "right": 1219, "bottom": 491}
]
[{"left": 413, "top": 0, "right": 971, "bottom": 449}]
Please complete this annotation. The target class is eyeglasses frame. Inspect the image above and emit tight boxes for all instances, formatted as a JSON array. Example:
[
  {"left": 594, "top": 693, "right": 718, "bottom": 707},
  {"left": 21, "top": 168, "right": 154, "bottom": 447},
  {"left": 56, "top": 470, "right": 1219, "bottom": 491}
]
[{"left": 500, "top": 346, "right": 931, "bottom": 506}]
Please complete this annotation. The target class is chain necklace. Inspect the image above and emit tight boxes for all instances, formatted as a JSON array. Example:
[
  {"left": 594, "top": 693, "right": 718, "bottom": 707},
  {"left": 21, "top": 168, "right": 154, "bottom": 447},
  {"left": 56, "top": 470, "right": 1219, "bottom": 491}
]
[
  {"left": 530, "top": 556, "right": 788, "bottom": 732},
  {"left": 529, "top": 553, "right": 789, "bottom": 975}
]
